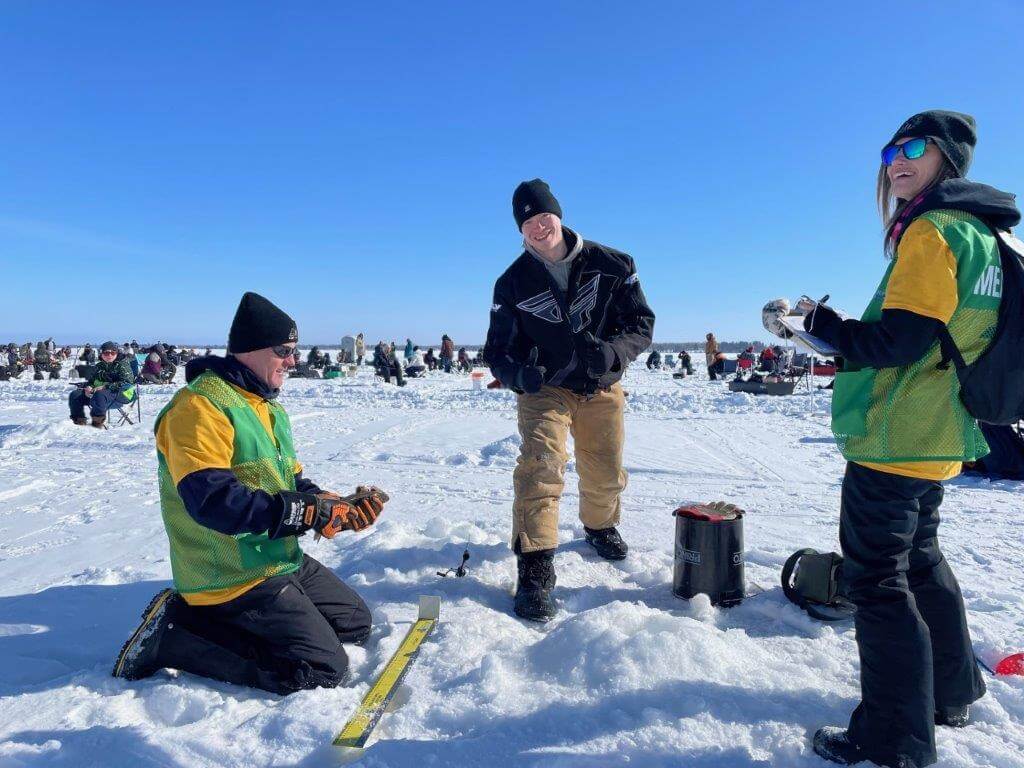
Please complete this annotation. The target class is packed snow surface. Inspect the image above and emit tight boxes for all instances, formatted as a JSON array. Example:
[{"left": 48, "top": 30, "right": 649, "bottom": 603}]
[{"left": 0, "top": 358, "right": 1021, "bottom": 767}]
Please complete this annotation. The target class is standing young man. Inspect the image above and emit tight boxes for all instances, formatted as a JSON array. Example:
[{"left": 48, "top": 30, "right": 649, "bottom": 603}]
[
  {"left": 484, "top": 179, "right": 655, "bottom": 622},
  {"left": 113, "top": 292, "right": 389, "bottom": 695}
]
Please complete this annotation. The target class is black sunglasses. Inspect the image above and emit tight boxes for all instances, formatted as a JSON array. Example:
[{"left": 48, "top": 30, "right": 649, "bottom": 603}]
[{"left": 270, "top": 344, "right": 299, "bottom": 359}]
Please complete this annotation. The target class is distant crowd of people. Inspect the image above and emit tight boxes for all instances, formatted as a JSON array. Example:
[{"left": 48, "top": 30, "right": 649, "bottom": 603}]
[
  {"left": 2, "top": 331, "right": 496, "bottom": 388},
  {"left": 642, "top": 335, "right": 807, "bottom": 383},
  {"left": 1, "top": 339, "right": 210, "bottom": 384},
  {"left": 370, "top": 334, "right": 481, "bottom": 386},
  {"left": 5, "top": 332, "right": 818, "bottom": 394}
]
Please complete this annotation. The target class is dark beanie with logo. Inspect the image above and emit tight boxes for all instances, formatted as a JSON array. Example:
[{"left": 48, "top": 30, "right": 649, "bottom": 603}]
[
  {"left": 228, "top": 292, "right": 298, "bottom": 354},
  {"left": 886, "top": 110, "right": 977, "bottom": 177},
  {"left": 513, "top": 179, "right": 562, "bottom": 230}
]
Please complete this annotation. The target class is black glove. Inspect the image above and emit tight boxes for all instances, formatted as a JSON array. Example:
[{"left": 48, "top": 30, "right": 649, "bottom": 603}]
[
  {"left": 276, "top": 491, "right": 338, "bottom": 538},
  {"left": 803, "top": 302, "right": 842, "bottom": 344},
  {"left": 582, "top": 332, "right": 617, "bottom": 377},
  {"left": 274, "top": 492, "right": 347, "bottom": 539},
  {"left": 515, "top": 347, "right": 546, "bottom": 394}
]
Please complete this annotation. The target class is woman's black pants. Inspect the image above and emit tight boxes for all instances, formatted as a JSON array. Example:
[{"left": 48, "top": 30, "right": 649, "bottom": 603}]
[{"left": 839, "top": 462, "right": 985, "bottom": 768}]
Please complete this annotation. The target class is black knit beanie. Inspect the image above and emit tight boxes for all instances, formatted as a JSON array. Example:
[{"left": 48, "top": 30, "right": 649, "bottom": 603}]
[
  {"left": 513, "top": 179, "right": 562, "bottom": 230},
  {"left": 227, "top": 292, "right": 298, "bottom": 353},
  {"left": 886, "top": 110, "right": 976, "bottom": 177},
  {"left": 100, "top": 341, "right": 118, "bottom": 353}
]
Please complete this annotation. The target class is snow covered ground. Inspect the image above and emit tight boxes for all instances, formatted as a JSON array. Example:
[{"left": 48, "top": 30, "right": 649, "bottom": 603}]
[{"left": 0, "top": 356, "right": 1021, "bottom": 768}]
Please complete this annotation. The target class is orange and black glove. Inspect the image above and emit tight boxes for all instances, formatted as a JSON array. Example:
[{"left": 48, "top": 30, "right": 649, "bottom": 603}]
[
  {"left": 276, "top": 487, "right": 389, "bottom": 540},
  {"left": 308, "top": 492, "right": 350, "bottom": 539},
  {"left": 340, "top": 486, "right": 389, "bottom": 532},
  {"left": 275, "top": 491, "right": 352, "bottom": 539}
]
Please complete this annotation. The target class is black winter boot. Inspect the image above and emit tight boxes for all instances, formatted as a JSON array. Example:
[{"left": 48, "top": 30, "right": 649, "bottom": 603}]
[
  {"left": 584, "top": 526, "right": 628, "bottom": 560},
  {"left": 935, "top": 705, "right": 970, "bottom": 727},
  {"left": 112, "top": 588, "right": 181, "bottom": 680},
  {"left": 813, "top": 727, "right": 916, "bottom": 768},
  {"left": 514, "top": 549, "right": 557, "bottom": 623},
  {"left": 812, "top": 727, "right": 866, "bottom": 765}
]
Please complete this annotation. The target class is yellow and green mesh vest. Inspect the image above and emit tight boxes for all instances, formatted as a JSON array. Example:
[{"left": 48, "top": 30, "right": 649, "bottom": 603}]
[
  {"left": 154, "top": 372, "right": 303, "bottom": 596},
  {"left": 833, "top": 209, "right": 1001, "bottom": 463}
]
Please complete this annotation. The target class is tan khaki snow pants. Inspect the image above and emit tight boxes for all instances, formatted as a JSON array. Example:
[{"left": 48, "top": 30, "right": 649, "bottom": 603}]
[{"left": 512, "top": 383, "right": 627, "bottom": 553}]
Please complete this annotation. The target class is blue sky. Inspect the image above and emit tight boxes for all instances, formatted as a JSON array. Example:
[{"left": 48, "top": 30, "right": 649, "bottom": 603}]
[{"left": 2, "top": 1, "right": 1022, "bottom": 345}]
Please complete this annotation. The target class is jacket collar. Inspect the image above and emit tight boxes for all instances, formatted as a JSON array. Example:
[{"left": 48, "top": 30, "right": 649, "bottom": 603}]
[{"left": 185, "top": 354, "right": 279, "bottom": 400}]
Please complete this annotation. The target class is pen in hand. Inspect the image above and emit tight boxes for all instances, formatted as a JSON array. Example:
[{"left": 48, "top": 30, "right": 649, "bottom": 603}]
[{"left": 807, "top": 294, "right": 831, "bottom": 334}]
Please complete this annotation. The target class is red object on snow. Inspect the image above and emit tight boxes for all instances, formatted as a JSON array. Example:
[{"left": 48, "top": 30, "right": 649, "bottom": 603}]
[
  {"left": 674, "top": 502, "right": 744, "bottom": 522},
  {"left": 813, "top": 363, "right": 837, "bottom": 376},
  {"left": 486, "top": 379, "right": 503, "bottom": 390},
  {"left": 995, "top": 653, "right": 1024, "bottom": 676}
]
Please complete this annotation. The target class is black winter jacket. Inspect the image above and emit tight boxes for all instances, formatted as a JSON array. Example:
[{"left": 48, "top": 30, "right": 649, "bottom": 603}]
[{"left": 484, "top": 232, "right": 655, "bottom": 394}]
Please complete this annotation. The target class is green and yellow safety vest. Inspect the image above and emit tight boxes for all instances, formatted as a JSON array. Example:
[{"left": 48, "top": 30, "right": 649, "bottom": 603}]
[
  {"left": 833, "top": 209, "right": 1001, "bottom": 463},
  {"left": 154, "top": 372, "right": 303, "bottom": 597}
]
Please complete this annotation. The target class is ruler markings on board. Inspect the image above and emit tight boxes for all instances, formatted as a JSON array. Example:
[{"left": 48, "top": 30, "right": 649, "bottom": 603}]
[{"left": 333, "top": 596, "right": 440, "bottom": 749}]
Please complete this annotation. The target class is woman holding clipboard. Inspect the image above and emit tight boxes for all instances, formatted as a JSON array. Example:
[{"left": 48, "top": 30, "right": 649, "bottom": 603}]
[{"left": 803, "top": 111, "right": 1019, "bottom": 767}]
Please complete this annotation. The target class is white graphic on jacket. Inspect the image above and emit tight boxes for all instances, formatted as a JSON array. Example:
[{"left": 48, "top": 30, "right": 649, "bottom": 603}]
[
  {"left": 569, "top": 273, "right": 602, "bottom": 333},
  {"left": 516, "top": 290, "right": 563, "bottom": 323}
]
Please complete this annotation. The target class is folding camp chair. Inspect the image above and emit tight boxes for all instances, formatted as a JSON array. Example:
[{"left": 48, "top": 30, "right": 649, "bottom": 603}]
[{"left": 111, "top": 388, "right": 142, "bottom": 427}]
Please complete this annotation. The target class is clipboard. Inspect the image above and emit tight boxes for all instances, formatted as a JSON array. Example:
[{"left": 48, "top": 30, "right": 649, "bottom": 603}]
[{"left": 779, "top": 315, "right": 840, "bottom": 357}]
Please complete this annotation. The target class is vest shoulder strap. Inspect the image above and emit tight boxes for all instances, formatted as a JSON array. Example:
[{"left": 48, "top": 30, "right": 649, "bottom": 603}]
[{"left": 188, "top": 372, "right": 249, "bottom": 411}]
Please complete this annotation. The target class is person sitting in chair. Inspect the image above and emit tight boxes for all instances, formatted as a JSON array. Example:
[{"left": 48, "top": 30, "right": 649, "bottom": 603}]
[
  {"left": 373, "top": 341, "right": 406, "bottom": 386},
  {"left": 69, "top": 341, "right": 136, "bottom": 427}
]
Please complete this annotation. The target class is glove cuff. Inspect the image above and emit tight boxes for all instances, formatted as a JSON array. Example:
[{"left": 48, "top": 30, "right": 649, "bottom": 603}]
[{"left": 275, "top": 490, "right": 320, "bottom": 538}]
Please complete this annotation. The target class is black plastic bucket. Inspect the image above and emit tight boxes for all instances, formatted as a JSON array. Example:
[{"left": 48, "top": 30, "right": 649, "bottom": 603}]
[{"left": 672, "top": 503, "right": 745, "bottom": 607}]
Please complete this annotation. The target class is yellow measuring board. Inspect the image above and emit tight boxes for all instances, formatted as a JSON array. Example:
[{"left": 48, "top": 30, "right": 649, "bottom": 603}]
[{"left": 333, "top": 596, "right": 441, "bottom": 749}]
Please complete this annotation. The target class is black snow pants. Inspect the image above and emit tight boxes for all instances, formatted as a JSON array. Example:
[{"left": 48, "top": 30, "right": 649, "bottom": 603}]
[
  {"left": 840, "top": 462, "right": 986, "bottom": 768},
  {"left": 156, "top": 554, "right": 371, "bottom": 695}
]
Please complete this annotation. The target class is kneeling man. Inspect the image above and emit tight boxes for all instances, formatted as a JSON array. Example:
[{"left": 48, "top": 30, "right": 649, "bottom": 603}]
[{"left": 113, "top": 292, "right": 388, "bottom": 695}]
